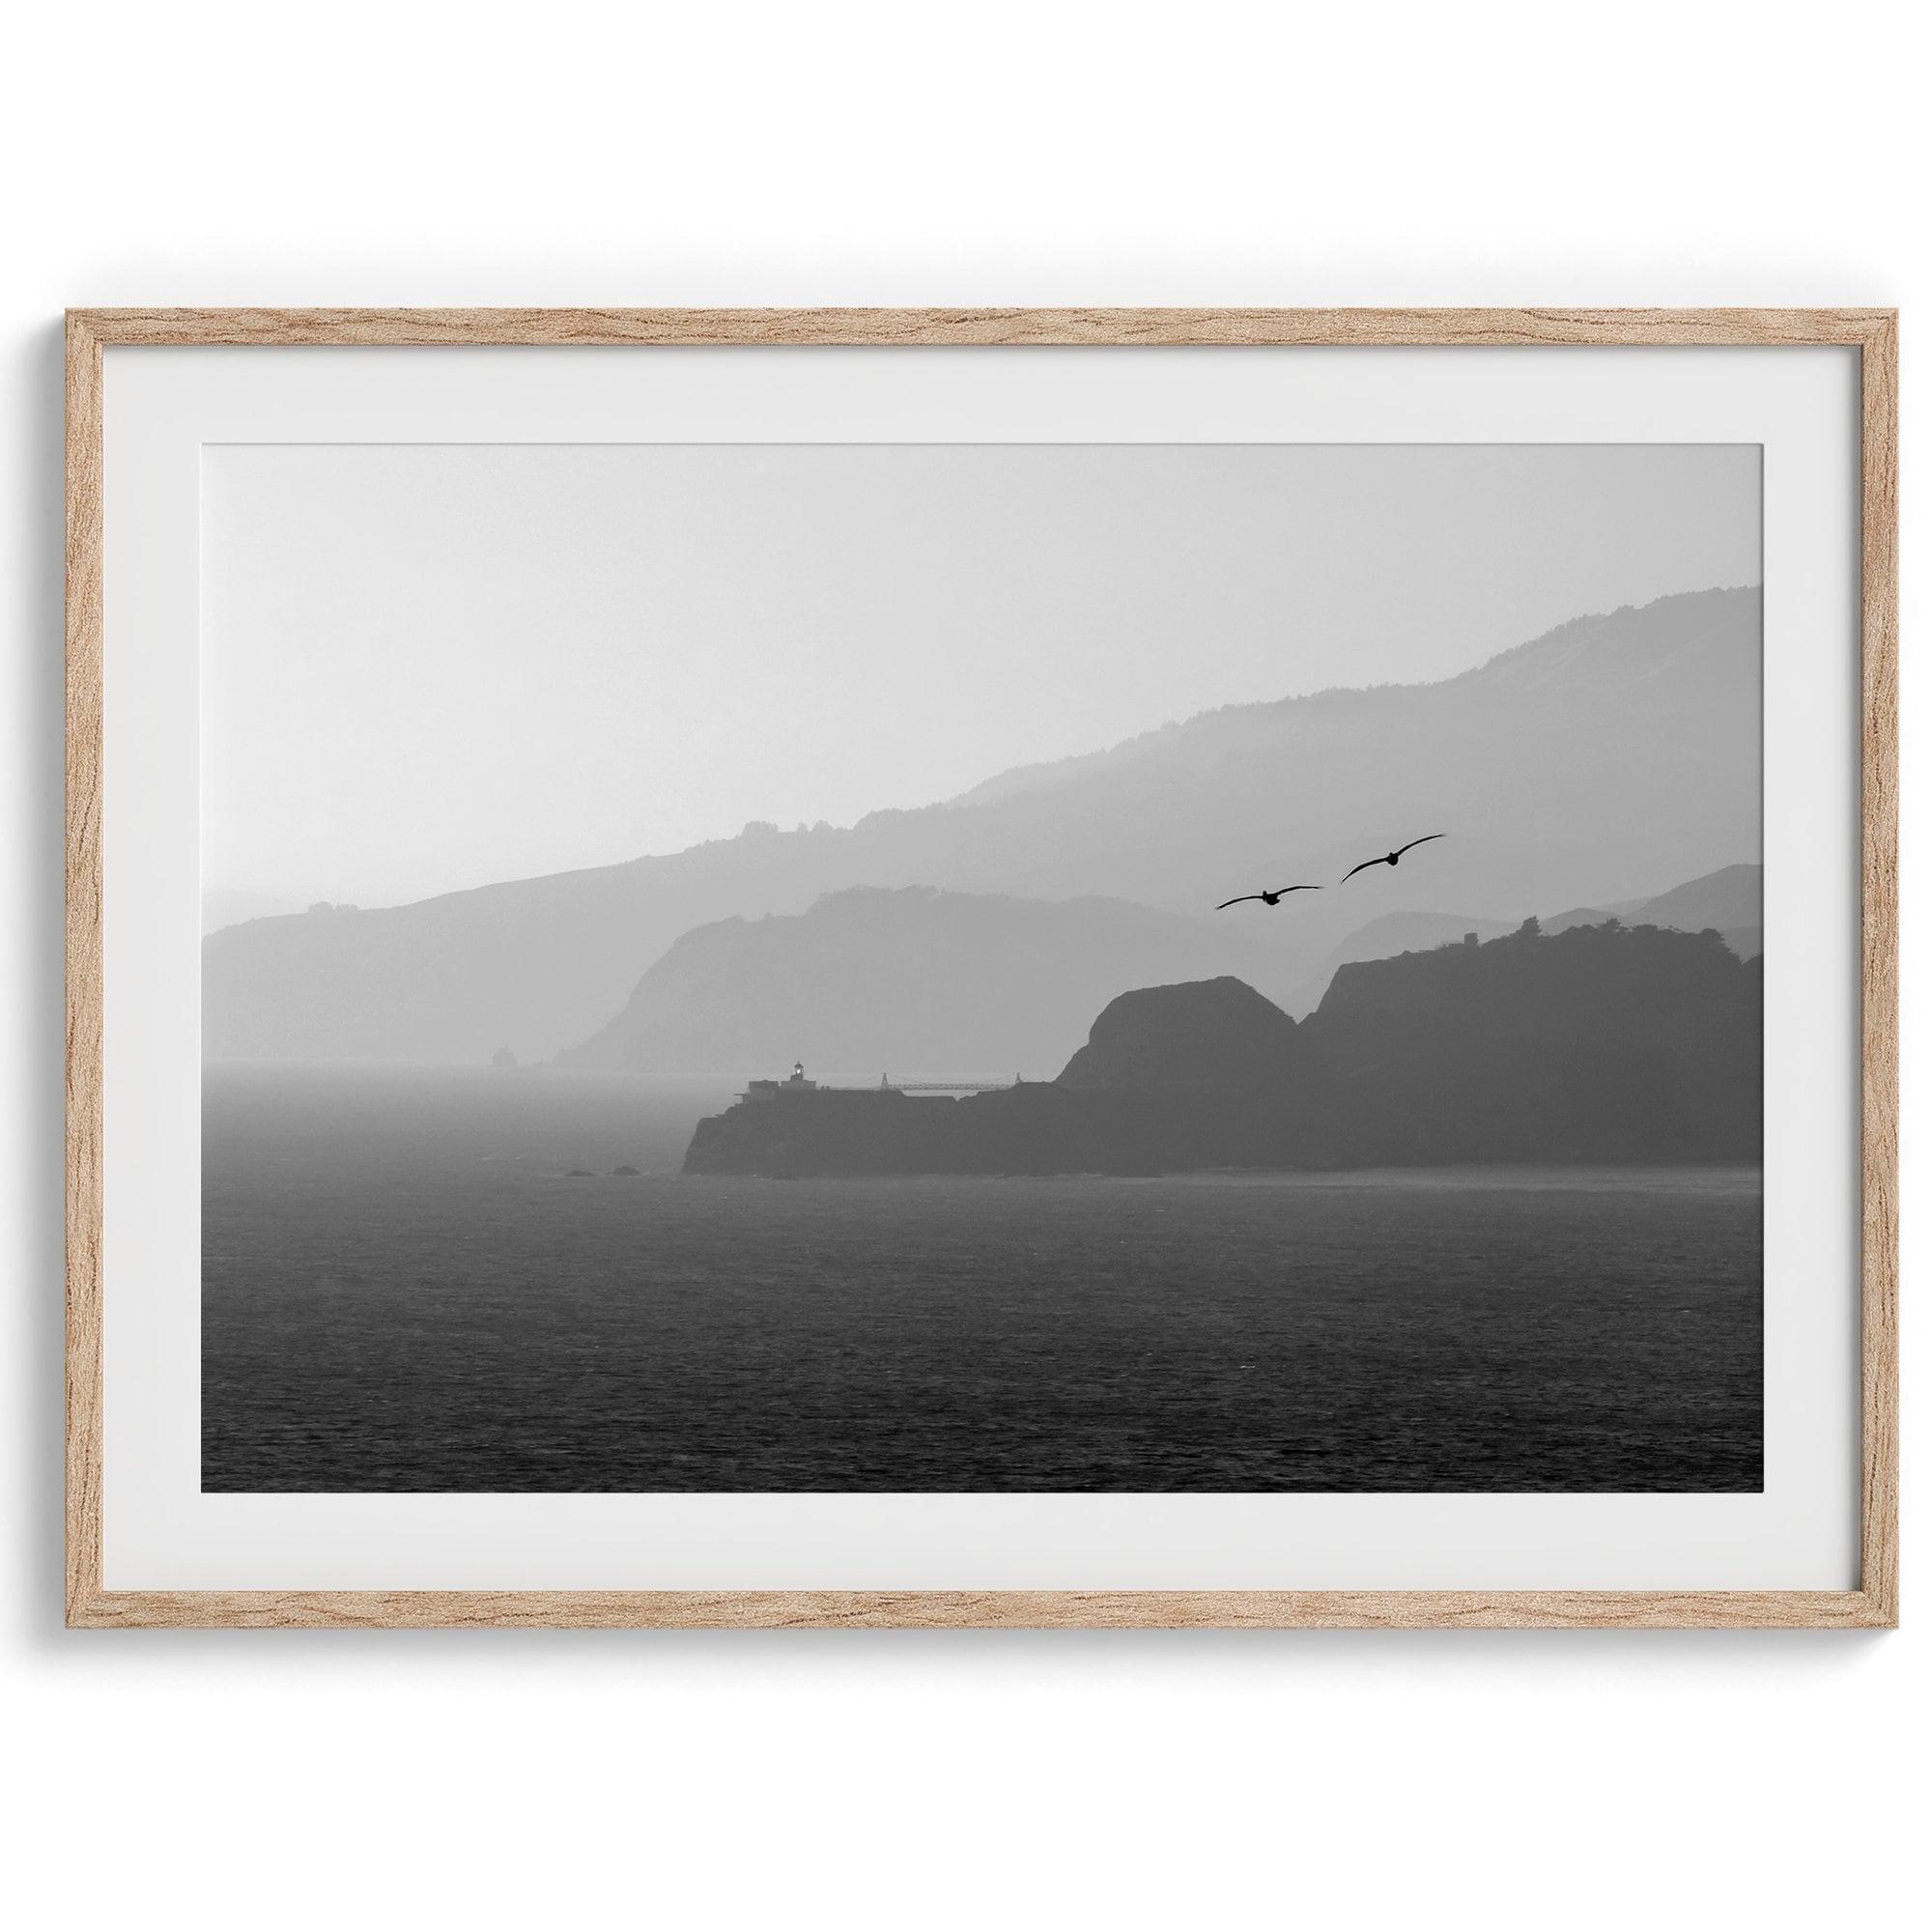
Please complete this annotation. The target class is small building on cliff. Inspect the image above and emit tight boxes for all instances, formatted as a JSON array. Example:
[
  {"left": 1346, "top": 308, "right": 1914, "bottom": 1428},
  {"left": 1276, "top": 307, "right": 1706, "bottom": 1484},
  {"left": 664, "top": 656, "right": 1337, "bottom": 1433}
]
[{"left": 741, "top": 1060, "right": 818, "bottom": 1102}]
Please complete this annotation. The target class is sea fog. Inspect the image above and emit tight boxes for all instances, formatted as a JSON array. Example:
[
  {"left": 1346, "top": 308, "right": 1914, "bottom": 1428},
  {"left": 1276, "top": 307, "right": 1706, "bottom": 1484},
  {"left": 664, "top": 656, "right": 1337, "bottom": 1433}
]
[{"left": 203, "top": 1067, "right": 1763, "bottom": 1493}]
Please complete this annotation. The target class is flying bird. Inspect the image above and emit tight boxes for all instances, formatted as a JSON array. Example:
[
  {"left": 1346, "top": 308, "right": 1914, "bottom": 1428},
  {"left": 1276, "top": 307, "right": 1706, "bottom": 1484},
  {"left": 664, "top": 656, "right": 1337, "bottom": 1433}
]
[
  {"left": 1339, "top": 835, "right": 1445, "bottom": 884},
  {"left": 1216, "top": 886, "right": 1322, "bottom": 910}
]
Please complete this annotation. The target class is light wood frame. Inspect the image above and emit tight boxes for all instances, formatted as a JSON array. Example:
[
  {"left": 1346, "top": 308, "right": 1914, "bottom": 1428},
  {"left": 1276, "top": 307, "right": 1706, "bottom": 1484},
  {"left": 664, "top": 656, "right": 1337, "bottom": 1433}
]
[{"left": 65, "top": 307, "right": 1899, "bottom": 1630}]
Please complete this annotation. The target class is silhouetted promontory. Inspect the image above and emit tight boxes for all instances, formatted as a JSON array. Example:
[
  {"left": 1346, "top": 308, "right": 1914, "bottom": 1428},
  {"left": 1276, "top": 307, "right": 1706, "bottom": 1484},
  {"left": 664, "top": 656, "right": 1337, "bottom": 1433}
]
[
  {"left": 682, "top": 918, "right": 1762, "bottom": 1177},
  {"left": 1057, "top": 976, "right": 1309, "bottom": 1090}
]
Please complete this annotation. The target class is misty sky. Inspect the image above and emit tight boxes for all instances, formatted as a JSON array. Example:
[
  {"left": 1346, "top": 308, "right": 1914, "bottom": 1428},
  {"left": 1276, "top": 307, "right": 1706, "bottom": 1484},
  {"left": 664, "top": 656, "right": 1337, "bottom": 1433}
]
[{"left": 203, "top": 442, "right": 1760, "bottom": 909}]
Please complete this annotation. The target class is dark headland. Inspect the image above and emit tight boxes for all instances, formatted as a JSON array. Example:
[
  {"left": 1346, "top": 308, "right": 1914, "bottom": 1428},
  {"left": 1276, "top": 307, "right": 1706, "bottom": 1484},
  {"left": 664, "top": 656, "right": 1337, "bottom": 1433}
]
[{"left": 681, "top": 918, "right": 1761, "bottom": 1177}]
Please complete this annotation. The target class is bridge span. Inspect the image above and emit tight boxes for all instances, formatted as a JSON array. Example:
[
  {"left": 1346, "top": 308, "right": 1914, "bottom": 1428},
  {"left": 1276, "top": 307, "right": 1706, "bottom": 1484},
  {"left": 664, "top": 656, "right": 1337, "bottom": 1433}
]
[
  {"left": 880, "top": 1077, "right": 1023, "bottom": 1094},
  {"left": 750, "top": 1063, "right": 1028, "bottom": 1098}
]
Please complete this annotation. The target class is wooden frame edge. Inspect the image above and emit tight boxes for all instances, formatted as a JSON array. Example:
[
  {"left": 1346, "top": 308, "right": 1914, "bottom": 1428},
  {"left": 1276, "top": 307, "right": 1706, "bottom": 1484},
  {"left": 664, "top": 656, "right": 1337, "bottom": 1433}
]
[
  {"left": 63, "top": 307, "right": 1900, "bottom": 1632},
  {"left": 66, "top": 310, "right": 106, "bottom": 1627},
  {"left": 1858, "top": 311, "right": 1901, "bottom": 1629},
  {"left": 64, "top": 304, "right": 1895, "bottom": 349},
  {"left": 62, "top": 1587, "right": 1897, "bottom": 1631}
]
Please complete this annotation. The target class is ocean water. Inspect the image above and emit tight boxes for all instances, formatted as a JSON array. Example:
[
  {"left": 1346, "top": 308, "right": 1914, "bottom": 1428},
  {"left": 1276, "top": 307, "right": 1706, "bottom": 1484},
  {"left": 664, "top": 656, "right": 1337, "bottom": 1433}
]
[{"left": 203, "top": 1068, "right": 1763, "bottom": 1492}]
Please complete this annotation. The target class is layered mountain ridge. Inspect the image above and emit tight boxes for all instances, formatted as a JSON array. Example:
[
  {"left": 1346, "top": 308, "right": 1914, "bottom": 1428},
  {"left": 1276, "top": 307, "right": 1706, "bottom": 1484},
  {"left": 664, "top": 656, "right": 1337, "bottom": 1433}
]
[
  {"left": 205, "top": 585, "right": 1761, "bottom": 1064},
  {"left": 558, "top": 886, "right": 1301, "bottom": 1079}
]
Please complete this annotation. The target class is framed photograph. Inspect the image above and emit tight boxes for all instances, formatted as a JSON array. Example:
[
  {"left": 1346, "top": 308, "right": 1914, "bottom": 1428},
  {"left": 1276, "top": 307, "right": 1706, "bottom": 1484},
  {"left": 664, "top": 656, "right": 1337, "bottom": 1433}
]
[{"left": 66, "top": 308, "right": 1897, "bottom": 1629}]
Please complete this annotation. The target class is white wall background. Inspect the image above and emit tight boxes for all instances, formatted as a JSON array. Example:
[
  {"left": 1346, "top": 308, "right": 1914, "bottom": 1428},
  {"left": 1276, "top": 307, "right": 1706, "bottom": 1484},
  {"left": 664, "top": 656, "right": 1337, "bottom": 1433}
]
[{"left": 1, "top": 3, "right": 1921, "bottom": 1924}]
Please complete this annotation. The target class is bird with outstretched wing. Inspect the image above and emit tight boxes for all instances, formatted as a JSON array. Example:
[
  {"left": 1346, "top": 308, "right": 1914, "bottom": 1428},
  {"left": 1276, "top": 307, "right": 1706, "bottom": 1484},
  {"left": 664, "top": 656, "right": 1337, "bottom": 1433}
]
[
  {"left": 1339, "top": 835, "right": 1445, "bottom": 883},
  {"left": 1216, "top": 885, "right": 1323, "bottom": 910}
]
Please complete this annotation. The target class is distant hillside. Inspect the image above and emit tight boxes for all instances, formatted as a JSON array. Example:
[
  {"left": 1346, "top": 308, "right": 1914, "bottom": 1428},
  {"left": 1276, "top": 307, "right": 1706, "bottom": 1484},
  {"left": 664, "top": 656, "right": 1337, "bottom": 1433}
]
[
  {"left": 557, "top": 888, "right": 1300, "bottom": 1078},
  {"left": 685, "top": 919, "right": 1762, "bottom": 1175},
  {"left": 1285, "top": 910, "right": 1515, "bottom": 1015},
  {"left": 1628, "top": 863, "right": 1761, "bottom": 957},
  {"left": 202, "top": 888, "right": 305, "bottom": 936},
  {"left": 207, "top": 586, "right": 1760, "bottom": 1063},
  {"left": 1542, "top": 902, "right": 1617, "bottom": 933},
  {"left": 1547, "top": 866, "right": 1761, "bottom": 956},
  {"left": 1302, "top": 917, "right": 1761, "bottom": 1163},
  {"left": 1285, "top": 863, "right": 1763, "bottom": 1012}
]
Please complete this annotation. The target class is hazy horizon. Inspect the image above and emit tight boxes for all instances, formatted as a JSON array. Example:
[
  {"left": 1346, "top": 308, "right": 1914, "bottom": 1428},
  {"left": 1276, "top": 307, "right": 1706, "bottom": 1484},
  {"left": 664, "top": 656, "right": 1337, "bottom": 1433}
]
[{"left": 203, "top": 442, "right": 1761, "bottom": 911}]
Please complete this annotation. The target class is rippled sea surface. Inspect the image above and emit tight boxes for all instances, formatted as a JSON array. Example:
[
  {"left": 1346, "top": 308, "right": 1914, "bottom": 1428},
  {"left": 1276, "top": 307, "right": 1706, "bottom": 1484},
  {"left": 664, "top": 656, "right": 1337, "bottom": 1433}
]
[{"left": 203, "top": 1068, "right": 1763, "bottom": 1492}]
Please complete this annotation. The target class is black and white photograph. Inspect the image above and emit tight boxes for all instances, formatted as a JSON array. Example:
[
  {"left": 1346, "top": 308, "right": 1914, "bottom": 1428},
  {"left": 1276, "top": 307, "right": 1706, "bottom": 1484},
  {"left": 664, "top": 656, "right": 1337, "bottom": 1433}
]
[
  {"left": 14, "top": 1, "right": 1923, "bottom": 1919},
  {"left": 200, "top": 440, "right": 1764, "bottom": 1495}
]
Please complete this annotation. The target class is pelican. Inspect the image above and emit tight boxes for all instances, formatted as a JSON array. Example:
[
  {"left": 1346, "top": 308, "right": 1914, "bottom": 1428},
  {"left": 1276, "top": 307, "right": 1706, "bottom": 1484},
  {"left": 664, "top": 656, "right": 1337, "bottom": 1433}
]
[
  {"left": 1339, "top": 834, "right": 1445, "bottom": 883},
  {"left": 1216, "top": 885, "right": 1322, "bottom": 910}
]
